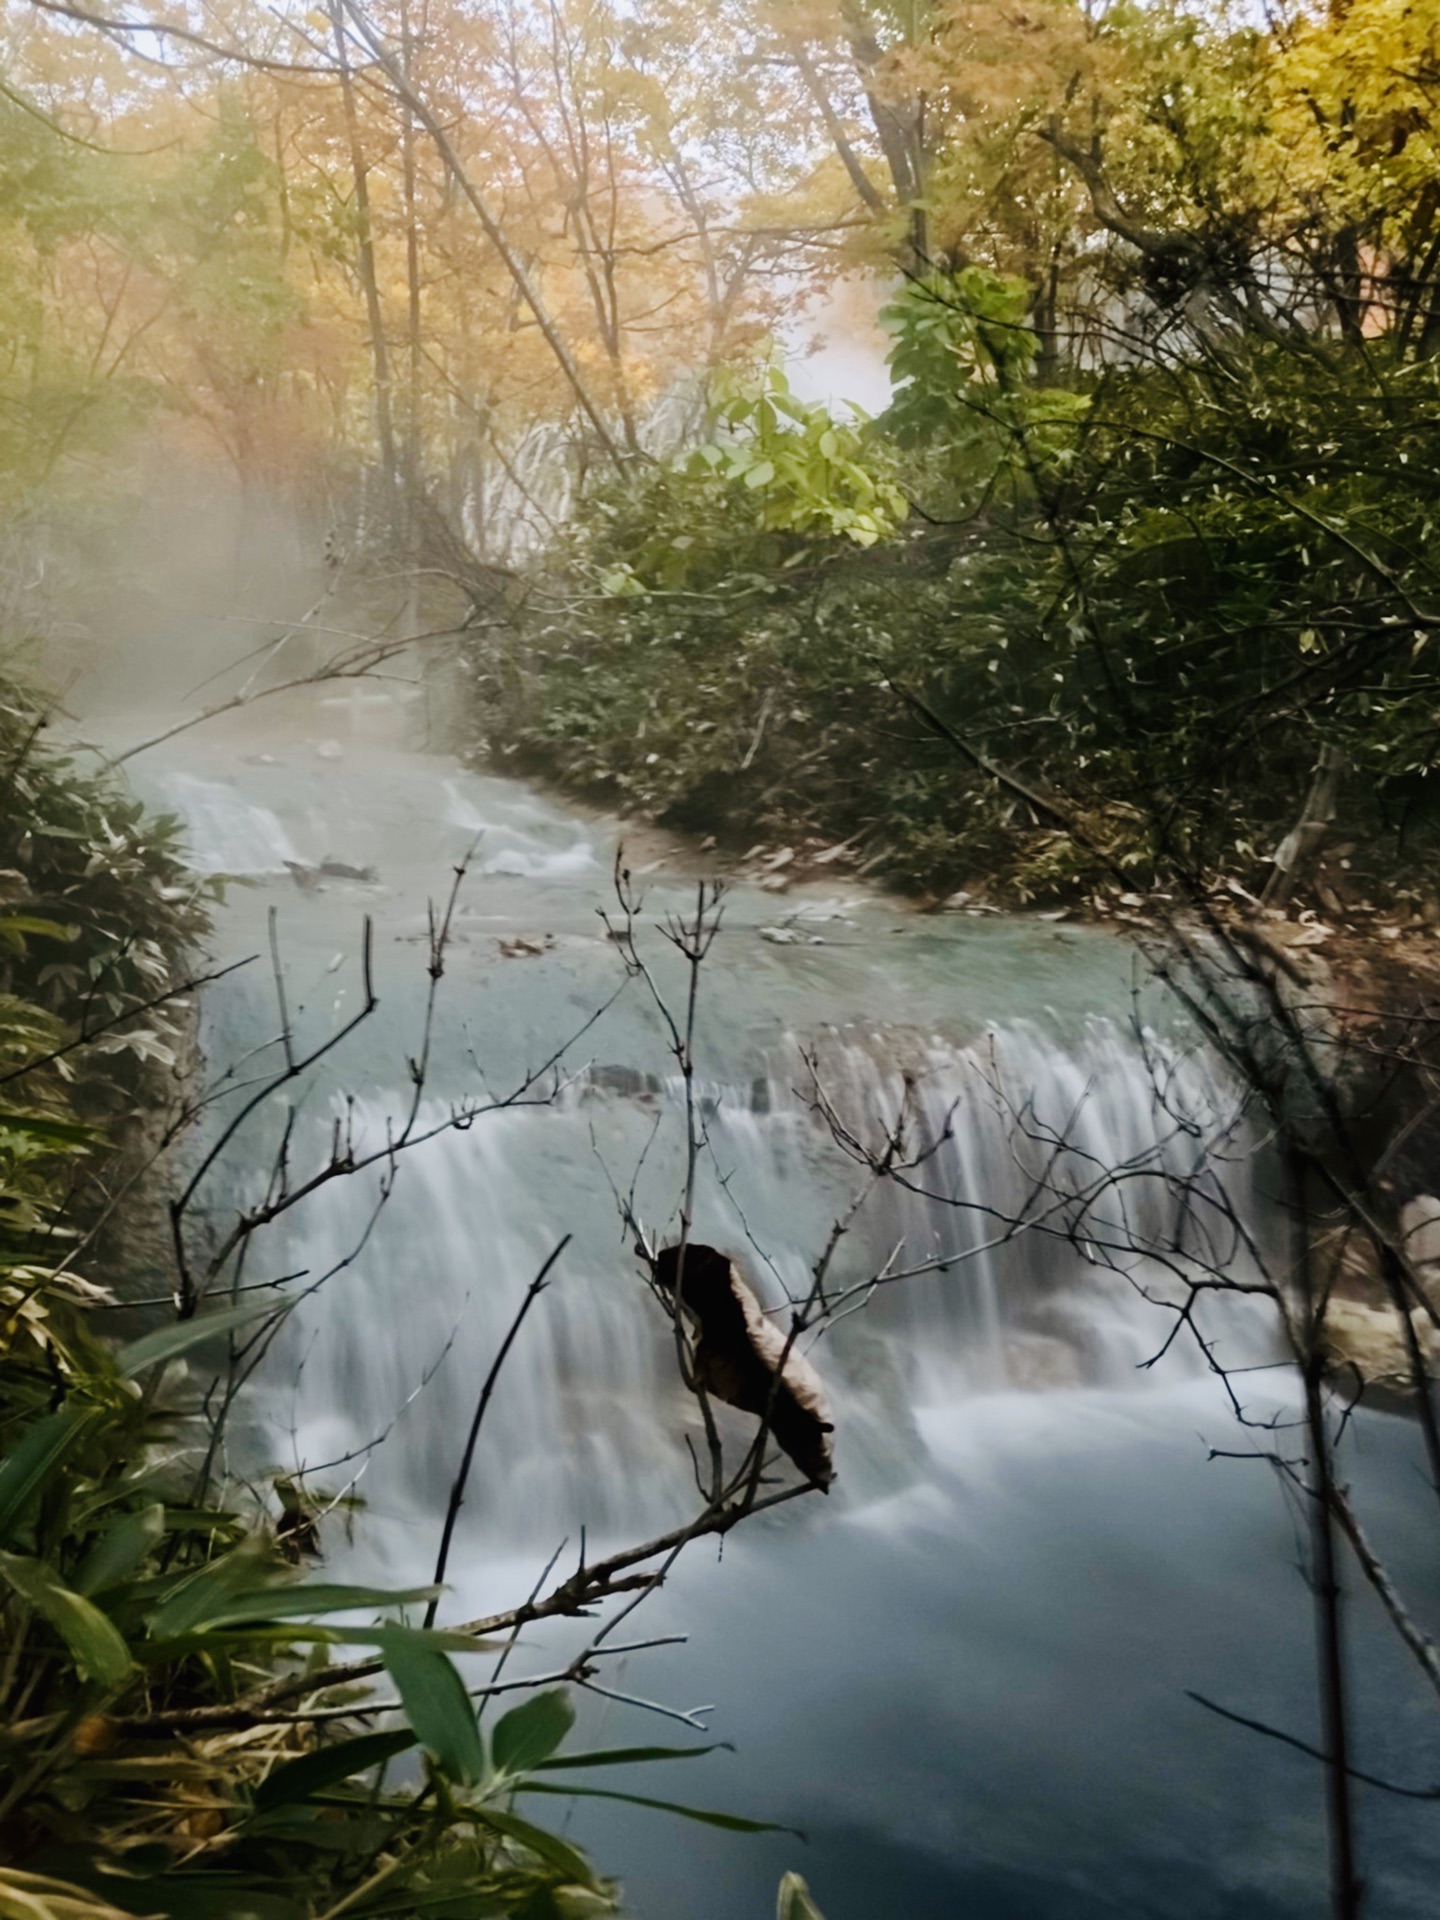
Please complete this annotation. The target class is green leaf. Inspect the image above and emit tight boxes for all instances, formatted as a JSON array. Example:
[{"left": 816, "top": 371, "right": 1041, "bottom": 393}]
[
  {"left": 336, "top": 1895, "right": 507, "bottom": 1919},
  {"left": 519, "top": 1781, "right": 795, "bottom": 1834},
  {"left": 0, "top": 1407, "right": 94, "bottom": 1544},
  {"left": 141, "top": 1621, "right": 501, "bottom": 1660},
  {"left": 0, "top": 915, "right": 79, "bottom": 944},
  {"left": 379, "top": 1628, "right": 484, "bottom": 1786},
  {"left": 146, "top": 1536, "right": 282, "bottom": 1637},
  {"left": 101, "top": 1880, "right": 307, "bottom": 1920},
  {"left": 180, "top": 1580, "right": 440, "bottom": 1631},
  {"left": 743, "top": 460, "right": 776, "bottom": 490},
  {"left": 0, "top": 1550, "right": 132, "bottom": 1687},
  {"left": 491, "top": 1687, "right": 575, "bottom": 1776},
  {"left": 117, "top": 1301, "right": 279, "bottom": 1376},
  {"left": 74, "top": 1503, "right": 164, "bottom": 1595},
  {"left": 534, "top": 1742, "right": 726, "bottom": 1771},
  {"left": 777, "top": 1871, "right": 827, "bottom": 1920},
  {"left": 393, "top": 1625, "right": 507, "bottom": 1655},
  {"left": 0, "top": 1113, "right": 97, "bottom": 1147},
  {"left": 254, "top": 1729, "right": 418, "bottom": 1811},
  {"left": 472, "top": 1806, "right": 598, "bottom": 1887}
]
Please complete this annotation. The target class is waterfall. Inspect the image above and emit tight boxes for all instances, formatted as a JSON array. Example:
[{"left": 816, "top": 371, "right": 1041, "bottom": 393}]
[
  {"left": 161, "top": 771, "right": 302, "bottom": 875},
  {"left": 144, "top": 736, "right": 1437, "bottom": 1920},
  {"left": 232, "top": 1020, "right": 1264, "bottom": 1560},
  {"left": 155, "top": 744, "right": 1270, "bottom": 1550}
]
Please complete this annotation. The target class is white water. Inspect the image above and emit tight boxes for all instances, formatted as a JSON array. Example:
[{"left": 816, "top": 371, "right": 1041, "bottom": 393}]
[
  {"left": 161, "top": 771, "right": 301, "bottom": 875},
  {"left": 134, "top": 711, "right": 1440, "bottom": 1920},
  {"left": 224, "top": 1020, "right": 1263, "bottom": 1554}
]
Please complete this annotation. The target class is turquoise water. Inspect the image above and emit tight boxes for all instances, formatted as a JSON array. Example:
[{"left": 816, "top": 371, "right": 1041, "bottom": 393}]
[{"left": 118, "top": 709, "right": 1440, "bottom": 1919}]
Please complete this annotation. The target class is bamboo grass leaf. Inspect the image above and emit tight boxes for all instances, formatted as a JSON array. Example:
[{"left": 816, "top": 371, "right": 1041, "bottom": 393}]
[
  {"left": 117, "top": 1302, "right": 278, "bottom": 1376},
  {"left": 176, "top": 1580, "right": 440, "bottom": 1631},
  {"left": 518, "top": 1781, "right": 797, "bottom": 1834},
  {"left": 490, "top": 1687, "right": 574, "bottom": 1775},
  {"left": 378, "top": 1629, "right": 484, "bottom": 1786},
  {"left": 533, "top": 1743, "right": 728, "bottom": 1771},
  {"left": 471, "top": 1807, "right": 598, "bottom": 1887},
  {"left": 777, "top": 1871, "right": 827, "bottom": 1920},
  {"left": 0, "top": 1551, "right": 132, "bottom": 1687},
  {"left": 74, "top": 1504, "right": 164, "bottom": 1596},
  {"left": 254, "top": 1730, "right": 418, "bottom": 1811},
  {"left": 0, "top": 1408, "right": 95, "bottom": 1544}
]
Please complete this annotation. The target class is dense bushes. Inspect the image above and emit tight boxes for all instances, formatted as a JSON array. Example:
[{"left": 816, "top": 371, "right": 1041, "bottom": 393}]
[
  {"left": 471, "top": 312, "right": 1440, "bottom": 907},
  {"left": 0, "top": 682, "right": 210, "bottom": 1271}
]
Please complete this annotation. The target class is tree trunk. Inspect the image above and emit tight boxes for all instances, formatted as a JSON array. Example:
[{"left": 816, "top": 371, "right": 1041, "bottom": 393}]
[
  {"left": 338, "top": 0, "right": 621, "bottom": 465},
  {"left": 399, "top": 0, "right": 424, "bottom": 633},
  {"left": 327, "top": 0, "right": 398, "bottom": 499},
  {"left": 1290, "top": 1155, "right": 1363, "bottom": 1920},
  {"left": 1262, "top": 741, "right": 1345, "bottom": 909}
]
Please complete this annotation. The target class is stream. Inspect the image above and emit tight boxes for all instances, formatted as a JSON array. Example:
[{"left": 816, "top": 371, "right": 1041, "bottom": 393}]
[{"left": 125, "top": 700, "right": 1440, "bottom": 1919}]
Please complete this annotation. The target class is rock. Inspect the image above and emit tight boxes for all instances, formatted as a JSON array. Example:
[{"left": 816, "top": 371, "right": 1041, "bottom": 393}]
[
  {"left": 497, "top": 934, "right": 555, "bottom": 959},
  {"left": 584, "top": 1064, "right": 664, "bottom": 1100},
  {"left": 1400, "top": 1196, "right": 1440, "bottom": 1297},
  {"left": 1325, "top": 1296, "right": 1440, "bottom": 1389},
  {"left": 315, "top": 738, "right": 345, "bottom": 762},
  {"left": 1004, "top": 1332, "right": 1085, "bottom": 1392},
  {"left": 318, "top": 857, "right": 379, "bottom": 883},
  {"left": 283, "top": 859, "right": 322, "bottom": 893}
]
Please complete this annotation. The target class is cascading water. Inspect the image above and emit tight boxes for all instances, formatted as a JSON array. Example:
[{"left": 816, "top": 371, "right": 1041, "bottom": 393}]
[
  {"left": 134, "top": 711, "right": 1440, "bottom": 1920},
  {"left": 232, "top": 1020, "right": 1261, "bottom": 1560},
  {"left": 161, "top": 770, "right": 302, "bottom": 874}
]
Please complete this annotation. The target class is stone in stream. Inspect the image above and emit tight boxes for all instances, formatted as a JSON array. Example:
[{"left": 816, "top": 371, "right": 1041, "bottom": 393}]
[
  {"left": 496, "top": 933, "right": 556, "bottom": 959},
  {"left": 1401, "top": 1195, "right": 1440, "bottom": 1296},
  {"left": 1324, "top": 1295, "right": 1440, "bottom": 1394}
]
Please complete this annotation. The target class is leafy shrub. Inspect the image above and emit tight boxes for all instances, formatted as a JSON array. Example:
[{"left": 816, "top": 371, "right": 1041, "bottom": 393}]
[{"left": 474, "top": 311, "right": 1440, "bottom": 906}]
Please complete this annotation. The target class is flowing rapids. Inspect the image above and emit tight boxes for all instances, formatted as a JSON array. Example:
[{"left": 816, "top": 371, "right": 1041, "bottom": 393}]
[{"left": 127, "top": 704, "right": 1440, "bottom": 1920}]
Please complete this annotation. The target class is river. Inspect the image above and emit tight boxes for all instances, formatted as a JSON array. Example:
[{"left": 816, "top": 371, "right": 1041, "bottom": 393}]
[{"left": 121, "top": 698, "right": 1440, "bottom": 1919}]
